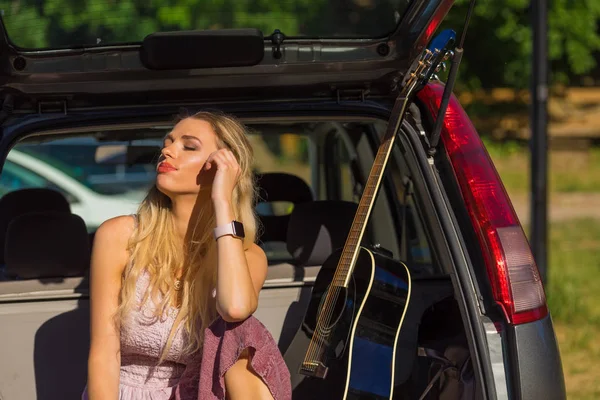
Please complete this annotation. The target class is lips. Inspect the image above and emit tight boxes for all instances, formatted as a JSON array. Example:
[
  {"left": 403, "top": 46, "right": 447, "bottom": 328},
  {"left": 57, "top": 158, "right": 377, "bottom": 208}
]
[{"left": 157, "top": 162, "right": 177, "bottom": 173}]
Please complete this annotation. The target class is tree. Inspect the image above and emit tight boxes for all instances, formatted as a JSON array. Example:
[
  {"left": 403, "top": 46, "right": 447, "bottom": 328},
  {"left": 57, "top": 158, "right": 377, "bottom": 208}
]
[
  {"left": 0, "top": 0, "right": 396, "bottom": 48},
  {"left": 441, "top": 0, "right": 600, "bottom": 89},
  {"left": 0, "top": 0, "right": 598, "bottom": 89}
]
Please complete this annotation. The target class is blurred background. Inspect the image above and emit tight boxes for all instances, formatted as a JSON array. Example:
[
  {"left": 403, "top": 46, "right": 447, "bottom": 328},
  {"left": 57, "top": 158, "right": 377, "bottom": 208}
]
[
  {"left": 443, "top": 3, "right": 600, "bottom": 399},
  {"left": 0, "top": 0, "right": 598, "bottom": 398}
]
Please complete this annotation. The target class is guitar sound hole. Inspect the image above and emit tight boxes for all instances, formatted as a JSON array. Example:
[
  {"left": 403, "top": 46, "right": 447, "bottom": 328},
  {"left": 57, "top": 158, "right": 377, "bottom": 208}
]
[{"left": 316, "top": 285, "right": 348, "bottom": 332}]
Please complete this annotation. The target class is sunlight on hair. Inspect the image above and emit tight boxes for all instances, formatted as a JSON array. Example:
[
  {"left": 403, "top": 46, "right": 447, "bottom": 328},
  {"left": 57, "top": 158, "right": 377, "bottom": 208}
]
[{"left": 115, "top": 111, "right": 259, "bottom": 362}]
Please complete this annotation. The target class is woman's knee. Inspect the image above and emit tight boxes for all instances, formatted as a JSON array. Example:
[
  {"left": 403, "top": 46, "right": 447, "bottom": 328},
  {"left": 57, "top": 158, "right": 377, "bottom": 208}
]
[{"left": 224, "top": 348, "right": 274, "bottom": 400}]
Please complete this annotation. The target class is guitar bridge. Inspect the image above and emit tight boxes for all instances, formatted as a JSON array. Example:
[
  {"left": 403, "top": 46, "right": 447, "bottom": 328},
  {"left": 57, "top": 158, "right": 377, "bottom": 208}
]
[{"left": 299, "top": 361, "right": 328, "bottom": 379}]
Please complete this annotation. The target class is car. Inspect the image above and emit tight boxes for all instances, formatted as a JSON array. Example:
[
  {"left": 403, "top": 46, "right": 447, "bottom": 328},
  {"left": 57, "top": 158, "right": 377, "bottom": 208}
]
[
  {"left": 0, "top": 1, "right": 565, "bottom": 400},
  {"left": 2, "top": 148, "right": 150, "bottom": 230}
]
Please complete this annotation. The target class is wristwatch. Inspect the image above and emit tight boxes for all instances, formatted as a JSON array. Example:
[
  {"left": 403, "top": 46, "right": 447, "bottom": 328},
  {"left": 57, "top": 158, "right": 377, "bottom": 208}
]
[{"left": 213, "top": 220, "right": 245, "bottom": 240}]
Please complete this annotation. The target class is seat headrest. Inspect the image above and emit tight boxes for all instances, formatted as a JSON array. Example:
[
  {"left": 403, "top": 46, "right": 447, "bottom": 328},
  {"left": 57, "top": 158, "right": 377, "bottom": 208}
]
[
  {"left": 0, "top": 188, "right": 71, "bottom": 264},
  {"left": 286, "top": 200, "right": 358, "bottom": 267},
  {"left": 256, "top": 172, "right": 313, "bottom": 204},
  {"left": 5, "top": 211, "right": 90, "bottom": 280},
  {"left": 255, "top": 173, "right": 313, "bottom": 243}
]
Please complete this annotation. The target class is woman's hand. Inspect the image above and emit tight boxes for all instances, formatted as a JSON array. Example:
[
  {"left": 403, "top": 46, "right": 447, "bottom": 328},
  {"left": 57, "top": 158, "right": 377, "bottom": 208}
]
[{"left": 203, "top": 149, "right": 241, "bottom": 205}]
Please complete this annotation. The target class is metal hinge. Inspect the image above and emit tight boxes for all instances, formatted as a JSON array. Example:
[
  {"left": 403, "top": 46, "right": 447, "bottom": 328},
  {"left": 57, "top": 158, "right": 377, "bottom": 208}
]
[{"left": 38, "top": 100, "right": 67, "bottom": 115}]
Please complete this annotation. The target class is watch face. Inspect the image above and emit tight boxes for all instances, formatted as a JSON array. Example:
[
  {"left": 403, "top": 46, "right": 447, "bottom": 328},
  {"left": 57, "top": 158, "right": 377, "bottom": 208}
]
[{"left": 232, "top": 221, "right": 245, "bottom": 238}]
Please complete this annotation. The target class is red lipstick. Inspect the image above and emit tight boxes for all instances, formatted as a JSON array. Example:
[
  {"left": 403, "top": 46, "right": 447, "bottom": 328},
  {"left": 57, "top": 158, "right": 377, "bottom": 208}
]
[{"left": 157, "top": 161, "right": 177, "bottom": 173}]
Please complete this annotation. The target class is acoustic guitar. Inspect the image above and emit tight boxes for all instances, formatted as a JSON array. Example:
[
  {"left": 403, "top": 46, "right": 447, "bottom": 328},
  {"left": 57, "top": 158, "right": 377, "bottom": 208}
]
[{"left": 285, "top": 37, "right": 454, "bottom": 400}]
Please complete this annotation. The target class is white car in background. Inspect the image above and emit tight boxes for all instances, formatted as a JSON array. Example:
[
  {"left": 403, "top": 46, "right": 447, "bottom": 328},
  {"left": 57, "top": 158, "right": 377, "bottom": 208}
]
[{"left": 2, "top": 149, "right": 151, "bottom": 230}]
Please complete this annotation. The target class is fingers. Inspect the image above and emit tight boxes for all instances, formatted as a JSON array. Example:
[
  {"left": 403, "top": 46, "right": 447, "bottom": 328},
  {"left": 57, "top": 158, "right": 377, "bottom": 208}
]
[
  {"left": 223, "top": 150, "right": 242, "bottom": 178},
  {"left": 204, "top": 149, "right": 240, "bottom": 173},
  {"left": 204, "top": 151, "right": 220, "bottom": 171},
  {"left": 223, "top": 150, "right": 237, "bottom": 168}
]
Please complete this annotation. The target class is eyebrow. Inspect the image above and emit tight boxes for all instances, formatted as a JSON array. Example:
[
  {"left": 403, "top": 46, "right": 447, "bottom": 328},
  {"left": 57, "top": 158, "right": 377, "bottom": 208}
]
[
  {"left": 181, "top": 135, "right": 202, "bottom": 144},
  {"left": 164, "top": 133, "right": 202, "bottom": 144}
]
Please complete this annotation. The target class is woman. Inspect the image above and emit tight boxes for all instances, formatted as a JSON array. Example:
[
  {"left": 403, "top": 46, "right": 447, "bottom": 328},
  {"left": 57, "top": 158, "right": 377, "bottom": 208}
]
[{"left": 84, "top": 111, "right": 290, "bottom": 399}]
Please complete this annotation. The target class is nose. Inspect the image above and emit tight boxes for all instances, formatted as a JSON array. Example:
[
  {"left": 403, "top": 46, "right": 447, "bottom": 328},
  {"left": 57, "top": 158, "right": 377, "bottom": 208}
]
[{"left": 161, "top": 143, "right": 175, "bottom": 159}]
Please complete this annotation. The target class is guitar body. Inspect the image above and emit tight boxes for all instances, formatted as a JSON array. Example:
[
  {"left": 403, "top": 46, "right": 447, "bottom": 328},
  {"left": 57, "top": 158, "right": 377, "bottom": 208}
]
[{"left": 285, "top": 246, "right": 411, "bottom": 400}]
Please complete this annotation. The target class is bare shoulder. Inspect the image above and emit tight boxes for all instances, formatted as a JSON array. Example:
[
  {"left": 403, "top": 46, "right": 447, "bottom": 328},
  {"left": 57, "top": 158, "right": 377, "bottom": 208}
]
[
  {"left": 93, "top": 215, "right": 136, "bottom": 247},
  {"left": 89, "top": 216, "right": 136, "bottom": 355},
  {"left": 91, "top": 215, "right": 136, "bottom": 275}
]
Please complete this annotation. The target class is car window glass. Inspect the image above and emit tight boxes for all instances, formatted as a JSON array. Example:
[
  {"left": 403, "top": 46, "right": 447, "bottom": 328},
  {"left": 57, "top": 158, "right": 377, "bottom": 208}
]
[
  {"left": 1, "top": 160, "right": 49, "bottom": 192},
  {"left": 389, "top": 143, "right": 435, "bottom": 274},
  {"left": 0, "top": 1, "right": 412, "bottom": 49},
  {"left": 249, "top": 132, "right": 315, "bottom": 262},
  {"left": 3, "top": 137, "right": 160, "bottom": 231},
  {"left": 1, "top": 124, "right": 337, "bottom": 263},
  {"left": 0, "top": 158, "right": 78, "bottom": 205},
  {"left": 337, "top": 136, "right": 357, "bottom": 202}
]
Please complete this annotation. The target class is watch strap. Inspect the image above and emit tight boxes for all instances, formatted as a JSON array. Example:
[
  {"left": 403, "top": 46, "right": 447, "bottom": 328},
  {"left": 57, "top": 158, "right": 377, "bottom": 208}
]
[{"left": 213, "top": 220, "right": 245, "bottom": 240}]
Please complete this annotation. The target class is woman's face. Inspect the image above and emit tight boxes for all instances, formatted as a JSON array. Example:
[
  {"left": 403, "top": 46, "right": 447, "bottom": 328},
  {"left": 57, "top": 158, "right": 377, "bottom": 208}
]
[{"left": 156, "top": 118, "right": 220, "bottom": 197}]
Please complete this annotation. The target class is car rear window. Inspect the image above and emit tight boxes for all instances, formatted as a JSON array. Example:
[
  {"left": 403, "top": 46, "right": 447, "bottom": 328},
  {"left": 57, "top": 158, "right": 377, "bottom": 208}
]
[
  {"left": 1, "top": 126, "right": 320, "bottom": 234},
  {"left": 0, "top": 119, "right": 436, "bottom": 277},
  {"left": 13, "top": 138, "right": 159, "bottom": 196},
  {"left": 0, "top": 0, "right": 410, "bottom": 49}
]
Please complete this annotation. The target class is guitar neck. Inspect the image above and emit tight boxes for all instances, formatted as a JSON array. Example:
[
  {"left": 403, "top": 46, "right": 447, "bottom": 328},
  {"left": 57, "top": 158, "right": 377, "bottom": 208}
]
[{"left": 333, "top": 94, "right": 412, "bottom": 288}]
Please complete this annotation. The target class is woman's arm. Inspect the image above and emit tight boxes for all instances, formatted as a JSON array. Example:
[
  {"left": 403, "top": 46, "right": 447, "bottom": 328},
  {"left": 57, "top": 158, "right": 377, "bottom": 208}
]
[
  {"left": 214, "top": 200, "right": 268, "bottom": 322},
  {"left": 87, "top": 216, "right": 134, "bottom": 399},
  {"left": 203, "top": 148, "right": 268, "bottom": 323}
]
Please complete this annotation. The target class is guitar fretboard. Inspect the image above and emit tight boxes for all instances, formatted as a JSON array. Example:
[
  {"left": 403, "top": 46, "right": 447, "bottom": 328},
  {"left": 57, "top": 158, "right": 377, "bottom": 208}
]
[
  {"left": 332, "top": 96, "right": 406, "bottom": 288},
  {"left": 301, "top": 47, "right": 441, "bottom": 375}
]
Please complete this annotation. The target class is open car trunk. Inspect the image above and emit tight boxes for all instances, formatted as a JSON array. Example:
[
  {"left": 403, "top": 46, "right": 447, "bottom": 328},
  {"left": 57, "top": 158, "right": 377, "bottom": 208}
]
[
  {"left": 0, "top": 1, "right": 498, "bottom": 399},
  {"left": 0, "top": 111, "right": 481, "bottom": 400}
]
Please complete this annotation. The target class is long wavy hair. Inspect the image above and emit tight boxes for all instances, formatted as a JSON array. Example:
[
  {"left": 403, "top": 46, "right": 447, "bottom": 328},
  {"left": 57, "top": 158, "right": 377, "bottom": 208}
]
[{"left": 116, "top": 111, "right": 258, "bottom": 360}]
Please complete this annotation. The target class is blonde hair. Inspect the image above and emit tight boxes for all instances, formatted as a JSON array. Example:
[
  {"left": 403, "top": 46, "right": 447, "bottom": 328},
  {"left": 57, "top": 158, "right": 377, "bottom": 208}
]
[{"left": 116, "top": 111, "right": 258, "bottom": 360}]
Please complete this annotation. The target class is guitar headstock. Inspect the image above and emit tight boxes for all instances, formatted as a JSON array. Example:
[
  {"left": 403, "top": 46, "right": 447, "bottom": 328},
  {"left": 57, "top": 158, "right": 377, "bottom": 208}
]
[{"left": 400, "top": 29, "right": 456, "bottom": 96}]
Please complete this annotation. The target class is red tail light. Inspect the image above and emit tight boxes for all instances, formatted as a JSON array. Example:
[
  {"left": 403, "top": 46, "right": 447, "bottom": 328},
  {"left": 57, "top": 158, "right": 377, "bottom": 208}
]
[{"left": 417, "top": 82, "right": 548, "bottom": 325}]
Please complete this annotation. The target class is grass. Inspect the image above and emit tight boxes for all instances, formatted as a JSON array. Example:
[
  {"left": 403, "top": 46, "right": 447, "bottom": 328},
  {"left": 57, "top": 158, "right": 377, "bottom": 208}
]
[
  {"left": 482, "top": 138, "right": 600, "bottom": 399},
  {"left": 483, "top": 134, "right": 600, "bottom": 399},
  {"left": 483, "top": 138, "right": 600, "bottom": 195},
  {"left": 545, "top": 219, "right": 600, "bottom": 400},
  {"left": 546, "top": 219, "right": 600, "bottom": 325}
]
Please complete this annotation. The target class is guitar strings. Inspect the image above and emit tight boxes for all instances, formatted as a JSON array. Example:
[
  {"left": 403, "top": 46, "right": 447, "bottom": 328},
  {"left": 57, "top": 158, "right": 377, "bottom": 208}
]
[
  {"left": 313, "top": 245, "right": 356, "bottom": 359},
  {"left": 302, "top": 203, "right": 362, "bottom": 367},
  {"left": 302, "top": 150, "right": 388, "bottom": 367},
  {"left": 302, "top": 149, "right": 384, "bottom": 367},
  {"left": 303, "top": 278, "right": 340, "bottom": 366},
  {"left": 306, "top": 286, "right": 342, "bottom": 367},
  {"left": 304, "top": 268, "right": 345, "bottom": 367},
  {"left": 303, "top": 254, "right": 349, "bottom": 367},
  {"left": 302, "top": 59, "right": 429, "bottom": 369}
]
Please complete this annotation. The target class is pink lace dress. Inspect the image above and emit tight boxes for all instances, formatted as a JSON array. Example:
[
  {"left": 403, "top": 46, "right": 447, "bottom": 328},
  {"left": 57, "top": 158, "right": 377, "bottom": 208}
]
[
  {"left": 82, "top": 270, "right": 201, "bottom": 400},
  {"left": 82, "top": 270, "right": 292, "bottom": 400},
  {"left": 82, "top": 214, "right": 290, "bottom": 399}
]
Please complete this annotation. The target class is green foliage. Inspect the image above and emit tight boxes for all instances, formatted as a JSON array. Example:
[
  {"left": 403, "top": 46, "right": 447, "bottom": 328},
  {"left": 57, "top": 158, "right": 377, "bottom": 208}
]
[
  {"left": 441, "top": 0, "right": 600, "bottom": 89},
  {"left": 0, "top": 0, "right": 403, "bottom": 49},
  {"left": 0, "top": 0, "right": 598, "bottom": 88},
  {"left": 0, "top": 0, "right": 311, "bottom": 48}
]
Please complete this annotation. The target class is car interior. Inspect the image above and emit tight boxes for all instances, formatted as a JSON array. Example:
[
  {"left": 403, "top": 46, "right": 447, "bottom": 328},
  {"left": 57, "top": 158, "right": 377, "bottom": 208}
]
[{"left": 0, "top": 118, "right": 474, "bottom": 399}]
